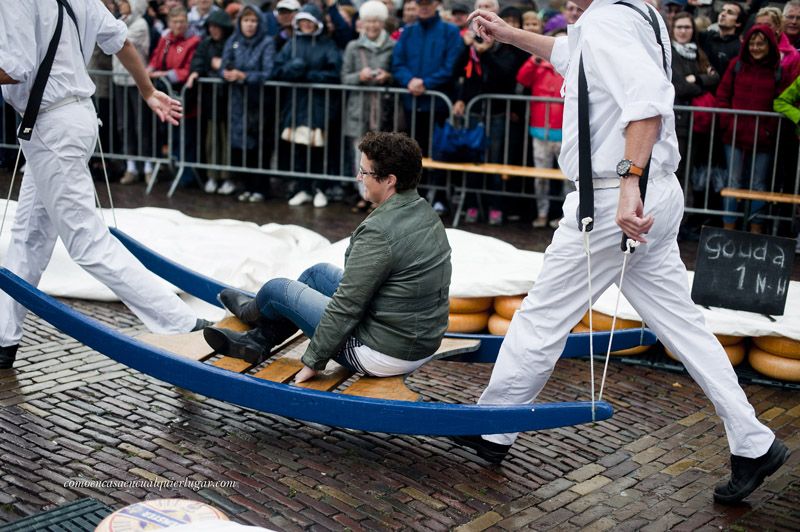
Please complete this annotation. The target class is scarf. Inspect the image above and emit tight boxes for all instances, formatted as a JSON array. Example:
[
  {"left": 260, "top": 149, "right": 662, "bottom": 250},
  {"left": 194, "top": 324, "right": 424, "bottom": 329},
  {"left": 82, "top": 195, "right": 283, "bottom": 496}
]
[
  {"left": 673, "top": 42, "right": 697, "bottom": 61},
  {"left": 359, "top": 30, "right": 388, "bottom": 50}
]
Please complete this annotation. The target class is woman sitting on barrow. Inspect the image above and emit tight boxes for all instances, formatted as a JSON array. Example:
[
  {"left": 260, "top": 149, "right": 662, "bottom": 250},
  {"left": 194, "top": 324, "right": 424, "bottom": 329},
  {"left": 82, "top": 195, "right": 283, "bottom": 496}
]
[{"left": 204, "top": 132, "right": 452, "bottom": 383}]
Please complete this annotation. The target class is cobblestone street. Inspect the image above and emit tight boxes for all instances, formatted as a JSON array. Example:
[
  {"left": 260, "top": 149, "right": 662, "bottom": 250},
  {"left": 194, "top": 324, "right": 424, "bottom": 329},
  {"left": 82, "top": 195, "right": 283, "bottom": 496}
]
[{"left": 0, "top": 176, "right": 798, "bottom": 530}]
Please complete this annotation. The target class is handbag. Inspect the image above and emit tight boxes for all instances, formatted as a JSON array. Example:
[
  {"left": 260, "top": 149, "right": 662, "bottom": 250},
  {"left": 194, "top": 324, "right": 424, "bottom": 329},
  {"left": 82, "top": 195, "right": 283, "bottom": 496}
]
[
  {"left": 432, "top": 120, "right": 487, "bottom": 163},
  {"left": 691, "top": 91, "right": 716, "bottom": 134}
]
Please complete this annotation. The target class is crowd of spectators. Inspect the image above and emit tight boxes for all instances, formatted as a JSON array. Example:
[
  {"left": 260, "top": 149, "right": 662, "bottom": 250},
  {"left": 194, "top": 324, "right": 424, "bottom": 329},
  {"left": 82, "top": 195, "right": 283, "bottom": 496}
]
[{"left": 2, "top": 0, "right": 800, "bottom": 240}]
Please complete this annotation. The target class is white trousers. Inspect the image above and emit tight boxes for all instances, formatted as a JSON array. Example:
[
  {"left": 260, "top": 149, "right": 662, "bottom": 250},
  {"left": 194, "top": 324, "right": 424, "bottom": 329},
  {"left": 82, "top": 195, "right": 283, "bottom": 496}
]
[
  {"left": 480, "top": 175, "right": 774, "bottom": 458},
  {"left": 0, "top": 99, "right": 196, "bottom": 345}
]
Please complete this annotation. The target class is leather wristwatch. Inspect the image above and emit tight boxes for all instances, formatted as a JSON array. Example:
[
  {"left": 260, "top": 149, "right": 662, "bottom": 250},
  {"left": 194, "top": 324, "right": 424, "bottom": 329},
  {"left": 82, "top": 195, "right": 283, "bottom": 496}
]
[{"left": 616, "top": 159, "right": 644, "bottom": 178}]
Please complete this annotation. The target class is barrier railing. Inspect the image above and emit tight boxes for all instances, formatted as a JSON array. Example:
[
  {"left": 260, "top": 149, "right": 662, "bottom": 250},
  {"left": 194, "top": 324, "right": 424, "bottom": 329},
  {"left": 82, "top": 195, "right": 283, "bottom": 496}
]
[{"left": 1, "top": 73, "right": 797, "bottom": 232}]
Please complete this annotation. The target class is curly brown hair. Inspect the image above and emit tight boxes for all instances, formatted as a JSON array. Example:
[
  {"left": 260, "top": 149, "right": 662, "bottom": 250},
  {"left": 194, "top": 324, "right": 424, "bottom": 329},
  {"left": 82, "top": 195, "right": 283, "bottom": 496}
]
[{"left": 357, "top": 132, "right": 422, "bottom": 192}]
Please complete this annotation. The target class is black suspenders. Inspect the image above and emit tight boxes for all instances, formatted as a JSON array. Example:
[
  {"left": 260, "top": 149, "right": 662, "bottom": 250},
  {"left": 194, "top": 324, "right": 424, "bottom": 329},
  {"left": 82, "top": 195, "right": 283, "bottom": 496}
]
[
  {"left": 18, "top": 0, "right": 83, "bottom": 141},
  {"left": 576, "top": 2, "right": 669, "bottom": 248}
]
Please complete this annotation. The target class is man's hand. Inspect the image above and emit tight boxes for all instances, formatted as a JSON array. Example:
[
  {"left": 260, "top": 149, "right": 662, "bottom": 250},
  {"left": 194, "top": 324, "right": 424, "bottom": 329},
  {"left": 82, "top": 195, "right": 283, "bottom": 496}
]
[
  {"left": 616, "top": 179, "right": 654, "bottom": 243},
  {"left": 294, "top": 366, "right": 318, "bottom": 383},
  {"left": 146, "top": 90, "right": 183, "bottom": 126},
  {"left": 467, "top": 9, "right": 516, "bottom": 45},
  {"left": 407, "top": 77, "right": 426, "bottom": 96}
]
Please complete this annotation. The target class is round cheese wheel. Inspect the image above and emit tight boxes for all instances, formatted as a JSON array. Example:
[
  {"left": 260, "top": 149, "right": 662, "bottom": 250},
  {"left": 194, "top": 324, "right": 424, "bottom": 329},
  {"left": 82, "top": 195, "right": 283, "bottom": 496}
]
[
  {"left": 665, "top": 341, "right": 746, "bottom": 367},
  {"left": 749, "top": 347, "right": 800, "bottom": 382},
  {"left": 494, "top": 295, "right": 526, "bottom": 320},
  {"left": 752, "top": 336, "right": 800, "bottom": 359},
  {"left": 580, "top": 311, "right": 642, "bottom": 331},
  {"left": 487, "top": 313, "right": 511, "bottom": 336},
  {"left": 571, "top": 323, "right": 649, "bottom": 356},
  {"left": 95, "top": 499, "right": 228, "bottom": 531},
  {"left": 447, "top": 311, "right": 490, "bottom": 333},
  {"left": 715, "top": 334, "right": 744, "bottom": 347},
  {"left": 449, "top": 297, "right": 493, "bottom": 314}
]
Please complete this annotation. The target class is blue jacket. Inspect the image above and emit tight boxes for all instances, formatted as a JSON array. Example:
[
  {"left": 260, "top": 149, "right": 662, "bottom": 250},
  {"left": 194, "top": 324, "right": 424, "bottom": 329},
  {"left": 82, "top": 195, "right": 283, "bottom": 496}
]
[
  {"left": 391, "top": 12, "right": 463, "bottom": 112},
  {"left": 273, "top": 29, "right": 342, "bottom": 130},
  {"left": 221, "top": 5, "right": 275, "bottom": 149}
]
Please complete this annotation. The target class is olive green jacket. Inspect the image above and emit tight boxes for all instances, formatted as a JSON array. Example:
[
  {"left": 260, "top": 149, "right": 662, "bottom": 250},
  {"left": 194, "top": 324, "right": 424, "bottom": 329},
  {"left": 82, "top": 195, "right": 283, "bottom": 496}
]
[{"left": 302, "top": 189, "right": 452, "bottom": 370}]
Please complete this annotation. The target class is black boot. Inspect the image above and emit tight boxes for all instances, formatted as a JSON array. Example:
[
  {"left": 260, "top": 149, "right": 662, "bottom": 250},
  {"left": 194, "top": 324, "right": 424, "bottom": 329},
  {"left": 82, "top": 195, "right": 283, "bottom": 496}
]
[
  {"left": 218, "top": 289, "right": 263, "bottom": 326},
  {"left": 266, "top": 317, "right": 300, "bottom": 346},
  {"left": 450, "top": 435, "right": 511, "bottom": 464},
  {"left": 0, "top": 345, "right": 18, "bottom": 370},
  {"left": 203, "top": 326, "right": 274, "bottom": 365},
  {"left": 713, "top": 439, "right": 790, "bottom": 505}
]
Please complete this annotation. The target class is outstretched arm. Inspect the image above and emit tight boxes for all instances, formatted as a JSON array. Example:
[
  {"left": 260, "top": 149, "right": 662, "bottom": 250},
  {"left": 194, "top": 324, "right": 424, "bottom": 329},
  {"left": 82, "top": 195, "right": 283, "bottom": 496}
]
[
  {"left": 0, "top": 68, "right": 18, "bottom": 84},
  {"left": 467, "top": 9, "right": 555, "bottom": 60},
  {"left": 116, "top": 40, "right": 183, "bottom": 125}
]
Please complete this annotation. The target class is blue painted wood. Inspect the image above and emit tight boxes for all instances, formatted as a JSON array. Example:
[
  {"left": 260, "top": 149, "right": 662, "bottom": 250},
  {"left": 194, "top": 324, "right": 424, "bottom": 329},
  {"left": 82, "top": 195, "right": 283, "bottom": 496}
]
[
  {"left": 110, "top": 227, "right": 657, "bottom": 365},
  {"left": 110, "top": 227, "right": 241, "bottom": 308},
  {"left": 0, "top": 267, "right": 613, "bottom": 435},
  {"left": 444, "top": 329, "right": 658, "bottom": 364}
]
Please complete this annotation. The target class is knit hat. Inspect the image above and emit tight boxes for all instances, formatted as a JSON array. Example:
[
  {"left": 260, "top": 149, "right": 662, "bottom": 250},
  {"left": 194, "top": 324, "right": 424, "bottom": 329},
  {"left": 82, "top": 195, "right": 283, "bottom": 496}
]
[
  {"left": 205, "top": 9, "right": 234, "bottom": 31},
  {"left": 359, "top": 0, "right": 389, "bottom": 21}
]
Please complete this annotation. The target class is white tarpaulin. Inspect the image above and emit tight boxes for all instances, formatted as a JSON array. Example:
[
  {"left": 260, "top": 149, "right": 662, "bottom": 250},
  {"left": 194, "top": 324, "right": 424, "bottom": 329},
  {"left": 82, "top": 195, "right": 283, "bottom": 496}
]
[{"left": 0, "top": 202, "right": 797, "bottom": 339}]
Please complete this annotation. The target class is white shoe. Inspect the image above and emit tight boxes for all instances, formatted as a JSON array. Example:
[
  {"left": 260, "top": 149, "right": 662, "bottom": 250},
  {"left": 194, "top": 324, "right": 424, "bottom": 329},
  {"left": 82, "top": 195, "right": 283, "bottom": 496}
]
[
  {"left": 237, "top": 191, "right": 251, "bottom": 202},
  {"left": 532, "top": 217, "right": 548, "bottom": 229},
  {"left": 120, "top": 171, "right": 139, "bottom": 185},
  {"left": 217, "top": 179, "right": 236, "bottom": 195},
  {"left": 248, "top": 192, "right": 265, "bottom": 202},
  {"left": 204, "top": 178, "right": 218, "bottom": 194},
  {"left": 288, "top": 190, "right": 313, "bottom": 206},
  {"left": 313, "top": 190, "right": 328, "bottom": 208}
]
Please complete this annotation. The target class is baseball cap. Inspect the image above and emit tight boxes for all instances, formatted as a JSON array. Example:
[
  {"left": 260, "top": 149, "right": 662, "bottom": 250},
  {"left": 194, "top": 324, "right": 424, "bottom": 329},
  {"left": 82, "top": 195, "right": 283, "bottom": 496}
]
[{"left": 276, "top": 0, "right": 301, "bottom": 11}]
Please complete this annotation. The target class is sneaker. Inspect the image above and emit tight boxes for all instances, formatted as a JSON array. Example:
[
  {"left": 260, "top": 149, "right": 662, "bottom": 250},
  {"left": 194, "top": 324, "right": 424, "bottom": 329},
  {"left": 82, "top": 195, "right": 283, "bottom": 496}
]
[
  {"left": 248, "top": 192, "right": 265, "bottom": 203},
  {"left": 289, "top": 190, "right": 313, "bottom": 206},
  {"left": 217, "top": 179, "right": 236, "bottom": 196},
  {"left": 488, "top": 209, "right": 503, "bottom": 226},
  {"left": 237, "top": 191, "right": 251, "bottom": 202},
  {"left": 713, "top": 439, "right": 790, "bottom": 505},
  {"left": 532, "top": 216, "right": 548, "bottom": 229},
  {"left": 433, "top": 201, "right": 447, "bottom": 215},
  {"left": 549, "top": 218, "right": 561, "bottom": 229},
  {"left": 204, "top": 178, "right": 218, "bottom": 194},
  {"left": 464, "top": 208, "right": 479, "bottom": 224},
  {"left": 450, "top": 435, "right": 511, "bottom": 464},
  {"left": 313, "top": 189, "right": 328, "bottom": 208},
  {"left": 120, "top": 171, "right": 139, "bottom": 185}
]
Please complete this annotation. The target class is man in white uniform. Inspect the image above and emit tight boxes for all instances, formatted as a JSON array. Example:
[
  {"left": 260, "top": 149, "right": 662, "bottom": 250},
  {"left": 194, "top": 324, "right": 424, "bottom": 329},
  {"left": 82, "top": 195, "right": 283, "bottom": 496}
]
[
  {"left": 461, "top": 0, "right": 789, "bottom": 505},
  {"left": 0, "top": 0, "right": 208, "bottom": 370}
]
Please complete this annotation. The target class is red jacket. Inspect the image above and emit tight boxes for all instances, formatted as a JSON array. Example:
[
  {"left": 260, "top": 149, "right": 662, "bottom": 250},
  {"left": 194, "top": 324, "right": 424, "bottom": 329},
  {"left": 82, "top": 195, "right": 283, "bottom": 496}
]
[
  {"left": 715, "top": 25, "right": 783, "bottom": 151},
  {"left": 148, "top": 32, "right": 200, "bottom": 85},
  {"left": 516, "top": 55, "right": 564, "bottom": 130}
]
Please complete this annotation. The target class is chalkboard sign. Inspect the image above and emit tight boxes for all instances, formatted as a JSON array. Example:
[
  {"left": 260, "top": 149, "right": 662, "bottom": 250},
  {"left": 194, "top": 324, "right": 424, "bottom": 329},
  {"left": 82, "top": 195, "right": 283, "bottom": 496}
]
[{"left": 691, "top": 227, "right": 795, "bottom": 315}]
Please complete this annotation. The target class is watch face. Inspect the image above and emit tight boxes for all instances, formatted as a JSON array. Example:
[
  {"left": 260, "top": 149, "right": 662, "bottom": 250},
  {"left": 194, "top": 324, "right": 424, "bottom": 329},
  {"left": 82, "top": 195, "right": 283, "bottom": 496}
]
[{"left": 616, "top": 159, "right": 631, "bottom": 176}]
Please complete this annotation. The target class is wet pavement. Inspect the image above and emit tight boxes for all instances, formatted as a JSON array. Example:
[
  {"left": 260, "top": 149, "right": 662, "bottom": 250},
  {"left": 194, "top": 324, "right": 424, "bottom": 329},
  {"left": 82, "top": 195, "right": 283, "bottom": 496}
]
[{"left": 0, "top": 172, "right": 798, "bottom": 530}]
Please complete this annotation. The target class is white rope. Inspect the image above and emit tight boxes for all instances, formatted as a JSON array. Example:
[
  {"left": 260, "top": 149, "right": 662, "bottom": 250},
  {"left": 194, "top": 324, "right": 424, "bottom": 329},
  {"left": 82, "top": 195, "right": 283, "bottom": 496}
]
[
  {"left": 580, "top": 217, "right": 595, "bottom": 421},
  {"left": 95, "top": 119, "right": 118, "bottom": 228},
  {"left": 598, "top": 238, "right": 639, "bottom": 401},
  {"left": 0, "top": 147, "right": 23, "bottom": 241}
]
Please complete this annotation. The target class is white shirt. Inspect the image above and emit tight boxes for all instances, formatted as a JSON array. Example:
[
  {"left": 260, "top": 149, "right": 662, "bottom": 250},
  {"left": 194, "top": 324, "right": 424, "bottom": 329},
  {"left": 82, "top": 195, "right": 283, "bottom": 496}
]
[
  {"left": 549, "top": 0, "right": 680, "bottom": 181},
  {"left": 0, "top": 0, "right": 127, "bottom": 115}
]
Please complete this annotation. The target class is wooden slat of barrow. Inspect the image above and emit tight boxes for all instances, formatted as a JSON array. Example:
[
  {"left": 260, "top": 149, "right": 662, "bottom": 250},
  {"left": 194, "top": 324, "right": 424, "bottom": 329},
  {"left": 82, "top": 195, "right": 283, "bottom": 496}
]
[
  {"left": 252, "top": 358, "right": 303, "bottom": 383},
  {"left": 137, "top": 316, "right": 250, "bottom": 362},
  {"left": 342, "top": 376, "right": 420, "bottom": 402}
]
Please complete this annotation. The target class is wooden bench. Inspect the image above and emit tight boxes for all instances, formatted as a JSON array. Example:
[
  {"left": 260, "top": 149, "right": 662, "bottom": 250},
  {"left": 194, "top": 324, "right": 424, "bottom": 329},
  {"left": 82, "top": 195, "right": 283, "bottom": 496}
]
[
  {"left": 421, "top": 157, "right": 567, "bottom": 226},
  {"left": 720, "top": 188, "right": 800, "bottom": 231},
  {"left": 140, "top": 319, "right": 481, "bottom": 402}
]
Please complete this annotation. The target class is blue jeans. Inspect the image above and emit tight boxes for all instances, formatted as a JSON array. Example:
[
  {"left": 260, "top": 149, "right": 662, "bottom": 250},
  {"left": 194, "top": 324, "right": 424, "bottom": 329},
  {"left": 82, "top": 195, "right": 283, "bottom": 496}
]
[
  {"left": 254, "top": 263, "right": 365, "bottom": 372},
  {"left": 722, "top": 145, "right": 770, "bottom": 224}
]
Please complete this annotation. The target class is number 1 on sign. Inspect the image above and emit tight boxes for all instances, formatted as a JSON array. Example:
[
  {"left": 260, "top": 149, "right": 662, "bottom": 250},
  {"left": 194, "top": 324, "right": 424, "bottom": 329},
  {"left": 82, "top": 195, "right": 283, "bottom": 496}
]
[{"left": 736, "top": 264, "right": 746, "bottom": 290}]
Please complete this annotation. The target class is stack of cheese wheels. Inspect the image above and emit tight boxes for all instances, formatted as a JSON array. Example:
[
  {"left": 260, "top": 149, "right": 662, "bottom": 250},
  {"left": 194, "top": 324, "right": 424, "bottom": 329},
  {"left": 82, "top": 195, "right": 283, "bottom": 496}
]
[
  {"left": 448, "top": 297, "right": 493, "bottom": 333},
  {"left": 487, "top": 294, "right": 526, "bottom": 336},
  {"left": 664, "top": 334, "right": 746, "bottom": 366},
  {"left": 748, "top": 336, "right": 800, "bottom": 382},
  {"left": 572, "top": 311, "right": 649, "bottom": 356}
]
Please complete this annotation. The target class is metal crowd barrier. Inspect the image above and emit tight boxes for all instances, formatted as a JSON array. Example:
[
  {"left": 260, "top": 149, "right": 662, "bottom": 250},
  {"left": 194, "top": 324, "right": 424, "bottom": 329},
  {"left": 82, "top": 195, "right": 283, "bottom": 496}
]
[{"left": 1, "top": 73, "right": 798, "bottom": 232}]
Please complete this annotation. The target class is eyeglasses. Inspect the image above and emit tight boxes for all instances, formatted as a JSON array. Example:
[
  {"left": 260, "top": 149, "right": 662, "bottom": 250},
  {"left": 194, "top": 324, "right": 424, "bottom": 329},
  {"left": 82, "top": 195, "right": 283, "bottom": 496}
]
[
  {"left": 786, "top": 15, "right": 800, "bottom": 22},
  {"left": 358, "top": 166, "right": 379, "bottom": 178}
]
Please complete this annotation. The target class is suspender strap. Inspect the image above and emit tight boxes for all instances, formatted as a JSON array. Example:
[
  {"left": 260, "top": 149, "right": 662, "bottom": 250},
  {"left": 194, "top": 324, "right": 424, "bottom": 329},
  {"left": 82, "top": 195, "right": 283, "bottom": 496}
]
[
  {"left": 616, "top": 2, "right": 667, "bottom": 72},
  {"left": 59, "top": 0, "right": 85, "bottom": 57},
  {"left": 577, "top": 56, "right": 594, "bottom": 232},
  {"left": 18, "top": 1, "right": 64, "bottom": 141}
]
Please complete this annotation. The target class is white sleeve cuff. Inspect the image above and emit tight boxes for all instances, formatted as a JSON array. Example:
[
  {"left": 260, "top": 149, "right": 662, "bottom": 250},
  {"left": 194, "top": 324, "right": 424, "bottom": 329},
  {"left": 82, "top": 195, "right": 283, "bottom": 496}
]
[
  {"left": 618, "top": 101, "right": 673, "bottom": 130},
  {"left": 550, "top": 36, "right": 569, "bottom": 77}
]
